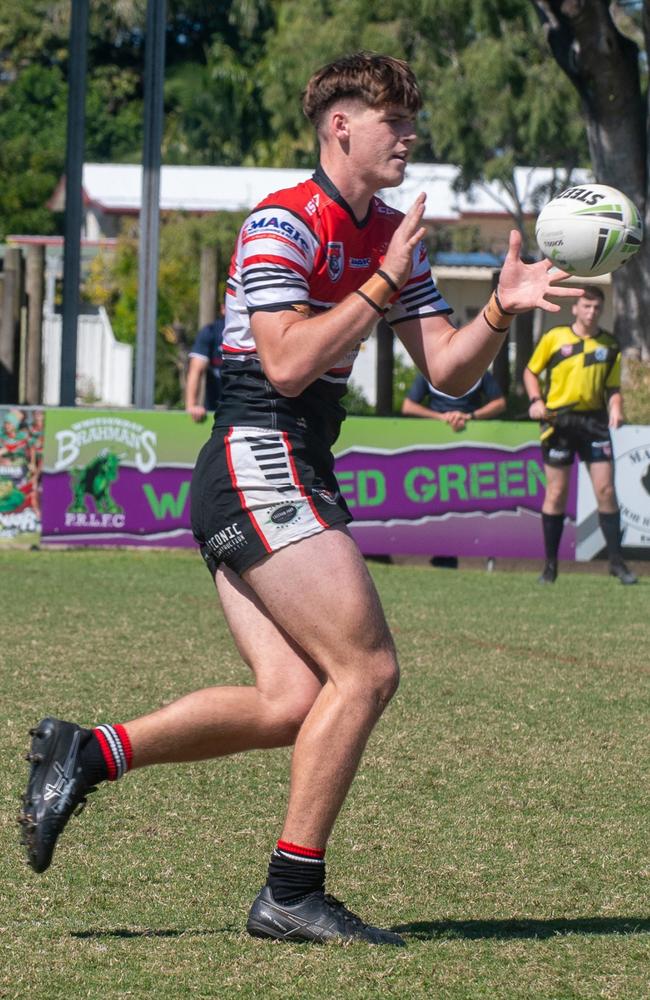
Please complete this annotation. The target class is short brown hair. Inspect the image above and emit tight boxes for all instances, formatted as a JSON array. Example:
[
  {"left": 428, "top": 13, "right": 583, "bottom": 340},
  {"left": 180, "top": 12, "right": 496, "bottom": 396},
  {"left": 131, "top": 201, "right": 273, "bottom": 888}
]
[
  {"left": 302, "top": 52, "right": 422, "bottom": 129},
  {"left": 580, "top": 285, "right": 605, "bottom": 302}
]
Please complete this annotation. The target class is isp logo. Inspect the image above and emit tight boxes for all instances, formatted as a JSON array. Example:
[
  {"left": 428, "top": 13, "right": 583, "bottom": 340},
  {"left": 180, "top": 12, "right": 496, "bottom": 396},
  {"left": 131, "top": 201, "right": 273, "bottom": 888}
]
[{"left": 326, "top": 242, "right": 344, "bottom": 282}]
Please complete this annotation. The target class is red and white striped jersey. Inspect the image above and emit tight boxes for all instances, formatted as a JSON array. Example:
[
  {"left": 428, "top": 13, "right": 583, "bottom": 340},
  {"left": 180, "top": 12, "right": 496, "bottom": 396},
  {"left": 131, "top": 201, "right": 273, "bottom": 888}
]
[{"left": 216, "top": 166, "right": 452, "bottom": 445}]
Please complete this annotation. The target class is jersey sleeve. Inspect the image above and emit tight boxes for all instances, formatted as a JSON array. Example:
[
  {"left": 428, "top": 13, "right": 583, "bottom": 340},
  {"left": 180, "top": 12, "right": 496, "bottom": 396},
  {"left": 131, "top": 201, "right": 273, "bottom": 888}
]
[
  {"left": 405, "top": 373, "right": 430, "bottom": 403},
  {"left": 526, "top": 331, "right": 554, "bottom": 376},
  {"left": 385, "top": 240, "right": 452, "bottom": 326},
  {"left": 189, "top": 323, "right": 217, "bottom": 361},
  {"left": 239, "top": 207, "right": 318, "bottom": 314}
]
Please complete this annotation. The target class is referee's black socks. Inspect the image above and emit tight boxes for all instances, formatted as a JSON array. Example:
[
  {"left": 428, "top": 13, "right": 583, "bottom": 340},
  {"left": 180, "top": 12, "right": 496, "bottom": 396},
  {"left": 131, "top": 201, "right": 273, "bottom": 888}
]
[
  {"left": 542, "top": 512, "right": 564, "bottom": 562},
  {"left": 599, "top": 510, "right": 623, "bottom": 562}
]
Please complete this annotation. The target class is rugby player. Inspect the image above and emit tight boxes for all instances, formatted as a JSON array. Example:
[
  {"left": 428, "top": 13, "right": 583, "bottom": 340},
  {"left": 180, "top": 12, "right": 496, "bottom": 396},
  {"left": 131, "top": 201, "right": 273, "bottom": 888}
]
[{"left": 20, "top": 52, "right": 582, "bottom": 945}]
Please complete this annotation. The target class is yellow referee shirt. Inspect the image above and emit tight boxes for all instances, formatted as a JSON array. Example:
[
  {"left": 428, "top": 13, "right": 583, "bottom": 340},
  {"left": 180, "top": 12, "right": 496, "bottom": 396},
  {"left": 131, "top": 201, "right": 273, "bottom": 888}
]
[{"left": 527, "top": 326, "right": 620, "bottom": 411}]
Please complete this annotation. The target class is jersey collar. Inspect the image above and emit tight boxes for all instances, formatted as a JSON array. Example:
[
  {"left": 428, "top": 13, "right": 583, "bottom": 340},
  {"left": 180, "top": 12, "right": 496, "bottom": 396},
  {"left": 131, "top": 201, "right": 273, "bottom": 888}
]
[{"left": 312, "top": 164, "right": 374, "bottom": 229}]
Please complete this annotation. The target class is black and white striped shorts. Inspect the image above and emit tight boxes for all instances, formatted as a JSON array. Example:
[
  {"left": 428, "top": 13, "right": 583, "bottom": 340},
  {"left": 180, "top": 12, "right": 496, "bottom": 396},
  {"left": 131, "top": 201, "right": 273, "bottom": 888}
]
[{"left": 190, "top": 425, "right": 352, "bottom": 576}]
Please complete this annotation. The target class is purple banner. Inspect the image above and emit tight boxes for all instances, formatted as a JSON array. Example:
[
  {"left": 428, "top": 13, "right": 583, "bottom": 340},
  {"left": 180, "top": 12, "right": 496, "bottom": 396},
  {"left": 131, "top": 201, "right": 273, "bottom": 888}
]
[{"left": 337, "top": 443, "right": 577, "bottom": 559}]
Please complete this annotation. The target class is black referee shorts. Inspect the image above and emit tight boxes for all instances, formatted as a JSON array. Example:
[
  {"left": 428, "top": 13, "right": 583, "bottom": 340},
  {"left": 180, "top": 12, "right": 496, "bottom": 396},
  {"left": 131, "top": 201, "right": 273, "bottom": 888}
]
[{"left": 540, "top": 410, "right": 613, "bottom": 467}]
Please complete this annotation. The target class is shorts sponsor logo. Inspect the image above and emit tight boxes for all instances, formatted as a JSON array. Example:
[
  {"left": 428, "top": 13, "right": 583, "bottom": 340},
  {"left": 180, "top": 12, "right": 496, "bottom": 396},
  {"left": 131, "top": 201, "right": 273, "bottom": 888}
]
[
  {"left": 270, "top": 503, "right": 299, "bottom": 525},
  {"left": 313, "top": 488, "right": 338, "bottom": 505},
  {"left": 326, "top": 242, "right": 344, "bottom": 282},
  {"left": 206, "top": 522, "right": 247, "bottom": 558},
  {"left": 549, "top": 448, "right": 570, "bottom": 460}
]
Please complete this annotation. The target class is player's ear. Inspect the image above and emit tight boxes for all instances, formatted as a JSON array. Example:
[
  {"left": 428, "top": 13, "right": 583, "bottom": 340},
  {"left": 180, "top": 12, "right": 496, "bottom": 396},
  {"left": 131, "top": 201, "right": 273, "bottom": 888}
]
[{"left": 330, "top": 108, "right": 351, "bottom": 140}]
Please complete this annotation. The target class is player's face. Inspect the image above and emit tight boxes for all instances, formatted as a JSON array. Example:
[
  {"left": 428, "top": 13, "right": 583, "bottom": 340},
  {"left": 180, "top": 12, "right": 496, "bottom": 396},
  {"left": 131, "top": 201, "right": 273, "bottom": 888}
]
[
  {"left": 572, "top": 295, "right": 603, "bottom": 331},
  {"left": 348, "top": 104, "right": 417, "bottom": 189}
]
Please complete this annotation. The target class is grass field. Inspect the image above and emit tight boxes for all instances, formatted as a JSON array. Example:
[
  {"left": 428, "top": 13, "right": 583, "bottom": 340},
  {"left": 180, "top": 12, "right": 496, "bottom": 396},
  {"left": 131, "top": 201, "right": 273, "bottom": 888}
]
[{"left": 1, "top": 548, "right": 650, "bottom": 999}]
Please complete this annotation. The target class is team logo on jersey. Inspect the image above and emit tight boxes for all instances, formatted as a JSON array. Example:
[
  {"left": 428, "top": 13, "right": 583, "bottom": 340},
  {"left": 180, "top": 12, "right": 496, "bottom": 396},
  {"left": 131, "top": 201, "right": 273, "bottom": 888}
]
[
  {"left": 594, "top": 347, "right": 608, "bottom": 362},
  {"left": 326, "top": 242, "right": 345, "bottom": 282}
]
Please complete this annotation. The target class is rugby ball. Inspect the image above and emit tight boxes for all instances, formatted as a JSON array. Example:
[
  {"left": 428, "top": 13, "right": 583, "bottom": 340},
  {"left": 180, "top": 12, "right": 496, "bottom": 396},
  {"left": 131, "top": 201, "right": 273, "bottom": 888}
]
[{"left": 535, "top": 184, "right": 643, "bottom": 277}]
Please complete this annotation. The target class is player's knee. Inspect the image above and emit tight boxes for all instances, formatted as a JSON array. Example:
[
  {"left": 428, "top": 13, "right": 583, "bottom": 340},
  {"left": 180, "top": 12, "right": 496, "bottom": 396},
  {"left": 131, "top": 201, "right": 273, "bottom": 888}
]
[{"left": 365, "top": 652, "right": 400, "bottom": 711}]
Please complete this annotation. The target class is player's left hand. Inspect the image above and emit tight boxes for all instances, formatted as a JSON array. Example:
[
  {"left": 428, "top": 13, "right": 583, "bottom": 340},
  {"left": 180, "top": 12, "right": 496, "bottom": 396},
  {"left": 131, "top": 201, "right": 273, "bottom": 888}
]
[{"left": 496, "top": 230, "right": 584, "bottom": 314}]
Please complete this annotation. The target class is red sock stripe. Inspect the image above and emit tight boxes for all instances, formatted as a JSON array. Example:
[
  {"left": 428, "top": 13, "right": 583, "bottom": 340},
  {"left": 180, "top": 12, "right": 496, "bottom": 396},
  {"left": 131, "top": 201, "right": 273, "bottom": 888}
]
[
  {"left": 94, "top": 728, "right": 117, "bottom": 781},
  {"left": 277, "top": 839, "right": 325, "bottom": 860},
  {"left": 114, "top": 723, "right": 133, "bottom": 770}
]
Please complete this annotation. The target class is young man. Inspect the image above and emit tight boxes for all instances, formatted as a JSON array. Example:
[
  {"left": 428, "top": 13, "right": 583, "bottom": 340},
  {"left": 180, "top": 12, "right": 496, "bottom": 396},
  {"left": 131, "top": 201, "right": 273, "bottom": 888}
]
[
  {"left": 524, "top": 285, "right": 636, "bottom": 585},
  {"left": 20, "top": 53, "right": 581, "bottom": 945},
  {"left": 401, "top": 370, "right": 506, "bottom": 431}
]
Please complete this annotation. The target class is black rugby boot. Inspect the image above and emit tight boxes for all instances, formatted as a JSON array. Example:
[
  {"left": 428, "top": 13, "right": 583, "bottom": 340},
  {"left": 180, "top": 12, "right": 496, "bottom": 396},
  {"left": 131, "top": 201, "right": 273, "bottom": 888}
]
[
  {"left": 18, "top": 717, "right": 96, "bottom": 873},
  {"left": 609, "top": 559, "right": 638, "bottom": 585},
  {"left": 246, "top": 885, "right": 405, "bottom": 946},
  {"left": 538, "top": 560, "right": 558, "bottom": 584}
]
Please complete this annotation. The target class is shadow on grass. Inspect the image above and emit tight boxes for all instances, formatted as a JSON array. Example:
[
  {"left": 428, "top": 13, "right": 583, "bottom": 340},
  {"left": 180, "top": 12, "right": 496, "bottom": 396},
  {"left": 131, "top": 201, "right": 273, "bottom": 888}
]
[
  {"left": 393, "top": 917, "right": 650, "bottom": 941},
  {"left": 71, "top": 927, "right": 238, "bottom": 939}
]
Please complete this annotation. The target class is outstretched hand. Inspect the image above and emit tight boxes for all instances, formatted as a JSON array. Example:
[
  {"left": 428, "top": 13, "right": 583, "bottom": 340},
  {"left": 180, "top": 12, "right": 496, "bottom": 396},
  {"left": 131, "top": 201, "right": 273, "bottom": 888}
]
[{"left": 497, "top": 230, "right": 584, "bottom": 314}]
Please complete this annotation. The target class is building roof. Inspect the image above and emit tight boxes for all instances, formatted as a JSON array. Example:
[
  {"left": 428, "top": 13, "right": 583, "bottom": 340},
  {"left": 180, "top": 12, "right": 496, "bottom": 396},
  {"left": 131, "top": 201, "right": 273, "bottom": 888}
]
[{"left": 49, "top": 162, "right": 593, "bottom": 222}]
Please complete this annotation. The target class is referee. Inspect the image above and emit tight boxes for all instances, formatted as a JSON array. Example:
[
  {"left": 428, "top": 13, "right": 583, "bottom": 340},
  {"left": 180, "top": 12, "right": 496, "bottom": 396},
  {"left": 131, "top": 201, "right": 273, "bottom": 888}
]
[{"left": 524, "top": 285, "right": 637, "bottom": 585}]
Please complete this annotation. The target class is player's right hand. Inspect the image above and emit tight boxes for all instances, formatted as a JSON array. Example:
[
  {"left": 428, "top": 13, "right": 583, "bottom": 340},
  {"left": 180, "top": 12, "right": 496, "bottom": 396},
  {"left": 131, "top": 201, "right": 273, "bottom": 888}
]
[
  {"left": 187, "top": 405, "right": 207, "bottom": 423},
  {"left": 381, "top": 193, "right": 427, "bottom": 288}
]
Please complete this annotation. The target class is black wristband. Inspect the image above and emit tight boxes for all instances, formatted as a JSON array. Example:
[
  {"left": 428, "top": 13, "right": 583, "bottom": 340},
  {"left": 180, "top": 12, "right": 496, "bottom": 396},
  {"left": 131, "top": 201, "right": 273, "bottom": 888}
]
[
  {"left": 528, "top": 396, "right": 542, "bottom": 405},
  {"left": 494, "top": 288, "right": 514, "bottom": 315},
  {"left": 354, "top": 289, "right": 385, "bottom": 316},
  {"left": 376, "top": 269, "right": 399, "bottom": 293}
]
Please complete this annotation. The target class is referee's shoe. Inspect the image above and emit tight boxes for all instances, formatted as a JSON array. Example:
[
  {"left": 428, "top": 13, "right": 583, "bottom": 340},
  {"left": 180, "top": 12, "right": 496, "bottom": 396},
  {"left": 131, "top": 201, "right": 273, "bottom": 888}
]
[
  {"left": 18, "top": 717, "right": 95, "bottom": 873},
  {"left": 609, "top": 558, "right": 638, "bottom": 585},
  {"left": 246, "top": 885, "right": 406, "bottom": 945}
]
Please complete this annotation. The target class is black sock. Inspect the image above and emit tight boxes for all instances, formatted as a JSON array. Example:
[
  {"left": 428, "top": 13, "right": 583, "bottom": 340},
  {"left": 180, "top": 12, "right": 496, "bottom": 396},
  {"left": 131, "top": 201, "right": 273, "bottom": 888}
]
[
  {"left": 79, "top": 731, "right": 111, "bottom": 785},
  {"left": 599, "top": 510, "right": 623, "bottom": 562},
  {"left": 542, "top": 513, "right": 564, "bottom": 562},
  {"left": 267, "top": 840, "right": 326, "bottom": 904}
]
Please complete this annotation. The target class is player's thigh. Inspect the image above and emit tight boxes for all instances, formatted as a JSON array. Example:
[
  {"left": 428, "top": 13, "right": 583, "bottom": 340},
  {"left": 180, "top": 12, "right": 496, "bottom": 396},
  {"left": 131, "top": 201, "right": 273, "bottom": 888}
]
[
  {"left": 216, "top": 563, "right": 324, "bottom": 707},
  {"left": 242, "top": 525, "right": 396, "bottom": 683}
]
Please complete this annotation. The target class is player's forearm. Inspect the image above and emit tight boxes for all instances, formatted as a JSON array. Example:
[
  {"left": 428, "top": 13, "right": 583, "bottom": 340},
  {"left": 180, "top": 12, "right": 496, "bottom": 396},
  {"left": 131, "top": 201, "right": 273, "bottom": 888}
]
[
  {"left": 416, "top": 298, "right": 512, "bottom": 397},
  {"left": 473, "top": 398, "right": 506, "bottom": 420},
  {"left": 523, "top": 368, "right": 542, "bottom": 402},
  {"left": 253, "top": 273, "right": 398, "bottom": 397},
  {"left": 401, "top": 398, "right": 444, "bottom": 420}
]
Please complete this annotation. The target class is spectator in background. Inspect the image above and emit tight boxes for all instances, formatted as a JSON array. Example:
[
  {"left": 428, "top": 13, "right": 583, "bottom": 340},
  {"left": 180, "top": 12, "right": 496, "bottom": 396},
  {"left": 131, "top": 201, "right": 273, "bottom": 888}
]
[
  {"left": 185, "top": 309, "right": 225, "bottom": 422},
  {"left": 401, "top": 370, "right": 506, "bottom": 430}
]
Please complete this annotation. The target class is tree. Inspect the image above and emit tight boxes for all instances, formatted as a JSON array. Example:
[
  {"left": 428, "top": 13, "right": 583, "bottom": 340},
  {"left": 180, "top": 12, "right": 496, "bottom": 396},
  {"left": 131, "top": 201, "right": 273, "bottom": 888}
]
[{"left": 531, "top": 1, "right": 650, "bottom": 357}]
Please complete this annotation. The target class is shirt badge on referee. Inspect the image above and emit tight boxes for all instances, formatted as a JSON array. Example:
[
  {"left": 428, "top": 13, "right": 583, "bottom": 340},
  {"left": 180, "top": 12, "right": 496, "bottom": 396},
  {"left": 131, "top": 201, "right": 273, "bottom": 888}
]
[{"left": 326, "top": 242, "right": 345, "bottom": 282}]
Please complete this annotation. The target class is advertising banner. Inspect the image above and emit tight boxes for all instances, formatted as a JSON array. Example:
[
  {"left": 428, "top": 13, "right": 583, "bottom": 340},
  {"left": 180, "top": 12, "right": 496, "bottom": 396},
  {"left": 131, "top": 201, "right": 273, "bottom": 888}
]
[
  {"left": 577, "top": 425, "right": 650, "bottom": 559},
  {"left": 41, "top": 409, "right": 208, "bottom": 547},
  {"left": 38, "top": 411, "right": 584, "bottom": 559},
  {"left": 334, "top": 418, "right": 577, "bottom": 560},
  {"left": 0, "top": 406, "right": 44, "bottom": 545}
]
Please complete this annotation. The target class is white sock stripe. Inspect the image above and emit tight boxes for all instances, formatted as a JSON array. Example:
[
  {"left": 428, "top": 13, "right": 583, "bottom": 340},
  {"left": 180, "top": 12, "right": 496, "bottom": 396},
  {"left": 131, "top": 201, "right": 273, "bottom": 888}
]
[
  {"left": 274, "top": 847, "right": 325, "bottom": 865},
  {"left": 96, "top": 724, "right": 126, "bottom": 778}
]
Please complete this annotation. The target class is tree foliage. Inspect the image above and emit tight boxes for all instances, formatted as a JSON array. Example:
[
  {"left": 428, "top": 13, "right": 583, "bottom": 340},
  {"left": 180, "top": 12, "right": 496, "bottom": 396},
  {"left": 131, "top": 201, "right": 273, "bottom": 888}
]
[{"left": 531, "top": 0, "right": 649, "bottom": 356}]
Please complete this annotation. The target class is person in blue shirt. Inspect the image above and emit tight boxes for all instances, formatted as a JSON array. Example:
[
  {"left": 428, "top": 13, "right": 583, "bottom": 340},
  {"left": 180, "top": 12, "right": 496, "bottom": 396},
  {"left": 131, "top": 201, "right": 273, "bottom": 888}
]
[
  {"left": 401, "top": 370, "right": 506, "bottom": 430},
  {"left": 185, "top": 315, "right": 225, "bottom": 422}
]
